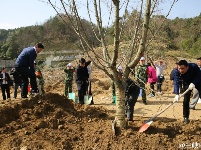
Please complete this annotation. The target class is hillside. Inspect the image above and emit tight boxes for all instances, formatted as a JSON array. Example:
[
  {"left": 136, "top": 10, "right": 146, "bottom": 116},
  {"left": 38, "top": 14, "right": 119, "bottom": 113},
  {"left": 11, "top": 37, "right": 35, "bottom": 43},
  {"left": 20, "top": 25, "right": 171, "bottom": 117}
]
[{"left": 1, "top": 14, "right": 201, "bottom": 60}]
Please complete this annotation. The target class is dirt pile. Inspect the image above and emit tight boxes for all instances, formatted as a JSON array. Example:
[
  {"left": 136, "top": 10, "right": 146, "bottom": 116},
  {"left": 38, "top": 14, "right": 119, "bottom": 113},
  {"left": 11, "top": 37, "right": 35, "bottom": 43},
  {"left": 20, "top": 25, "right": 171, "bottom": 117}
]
[
  {"left": 0, "top": 93, "right": 200, "bottom": 149},
  {"left": 0, "top": 56, "right": 201, "bottom": 149}
]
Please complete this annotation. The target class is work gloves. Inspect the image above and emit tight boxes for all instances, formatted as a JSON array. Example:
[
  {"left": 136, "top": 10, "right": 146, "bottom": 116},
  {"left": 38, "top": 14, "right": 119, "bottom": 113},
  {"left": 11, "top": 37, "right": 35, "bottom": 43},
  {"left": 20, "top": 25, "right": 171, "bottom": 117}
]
[
  {"left": 174, "top": 95, "right": 180, "bottom": 102},
  {"left": 188, "top": 83, "right": 195, "bottom": 90}
]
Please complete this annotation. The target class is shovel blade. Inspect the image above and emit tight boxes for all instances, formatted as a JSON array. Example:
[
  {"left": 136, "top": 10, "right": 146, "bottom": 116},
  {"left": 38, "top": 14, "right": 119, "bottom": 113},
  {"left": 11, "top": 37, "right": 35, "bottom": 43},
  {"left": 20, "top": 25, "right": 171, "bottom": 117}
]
[
  {"left": 68, "top": 93, "right": 75, "bottom": 100},
  {"left": 84, "top": 95, "right": 93, "bottom": 104},
  {"left": 138, "top": 120, "right": 153, "bottom": 133}
]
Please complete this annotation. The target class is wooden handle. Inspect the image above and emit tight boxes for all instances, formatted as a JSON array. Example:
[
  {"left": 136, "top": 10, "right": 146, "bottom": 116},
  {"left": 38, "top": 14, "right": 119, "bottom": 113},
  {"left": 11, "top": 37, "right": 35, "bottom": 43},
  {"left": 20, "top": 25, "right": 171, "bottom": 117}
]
[{"left": 149, "top": 88, "right": 190, "bottom": 121}]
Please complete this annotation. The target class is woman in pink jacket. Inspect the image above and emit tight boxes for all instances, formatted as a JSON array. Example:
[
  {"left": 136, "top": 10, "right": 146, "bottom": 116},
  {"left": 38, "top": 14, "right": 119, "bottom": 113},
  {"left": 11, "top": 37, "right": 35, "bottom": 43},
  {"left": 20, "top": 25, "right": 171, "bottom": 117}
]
[{"left": 147, "top": 63, "right": 157, "bottom": 97}]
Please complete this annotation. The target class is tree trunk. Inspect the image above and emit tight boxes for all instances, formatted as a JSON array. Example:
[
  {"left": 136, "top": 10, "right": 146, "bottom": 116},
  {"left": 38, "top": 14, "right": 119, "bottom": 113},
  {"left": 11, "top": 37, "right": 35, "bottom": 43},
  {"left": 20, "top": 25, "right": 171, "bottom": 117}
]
[{"left": 114, "top": 0, "right": 151, "bottom": 129}]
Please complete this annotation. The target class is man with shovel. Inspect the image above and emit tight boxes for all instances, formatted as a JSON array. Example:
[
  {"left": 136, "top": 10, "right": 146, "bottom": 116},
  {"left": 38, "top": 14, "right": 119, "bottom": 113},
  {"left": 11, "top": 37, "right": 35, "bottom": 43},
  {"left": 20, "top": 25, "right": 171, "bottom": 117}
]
[
  {"left": 173, "top": 60, "right": 201, "bottom": 124},
  {"left": 189, "top": 57, "right": 201, "bottom": 110}
]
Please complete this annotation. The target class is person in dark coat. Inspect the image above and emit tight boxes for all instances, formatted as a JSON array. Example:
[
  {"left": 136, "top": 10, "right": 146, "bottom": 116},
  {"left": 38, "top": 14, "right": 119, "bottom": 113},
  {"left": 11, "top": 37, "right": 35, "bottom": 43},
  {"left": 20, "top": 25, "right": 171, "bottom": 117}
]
[
  {"left": 15, "top": 43, "right": 44, "bottom": 98},
  {"left": 173, "top": 60, "right": 201, "bottom": 124},
  {"left": 10, "top": 68, "right": 22, "bottom": 99},
  {"left": 125, "top": 77, "right": 140, "bottom": 121},
  {"left": 75, "top": 58, "right": 89, "bottom": 104},
  {"left": 0, "top": 67, "right": 11, "bottom": 100},
  {"left": 170, "top": 62, "right": 184, "bottom": 94}
]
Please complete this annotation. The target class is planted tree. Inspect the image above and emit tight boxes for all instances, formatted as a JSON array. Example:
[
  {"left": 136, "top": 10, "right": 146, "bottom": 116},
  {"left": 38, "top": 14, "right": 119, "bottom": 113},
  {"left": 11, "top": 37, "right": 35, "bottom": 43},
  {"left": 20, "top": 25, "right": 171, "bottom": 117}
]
[{"left": 45, "top": 0, "right": 177, "bottom": 129}]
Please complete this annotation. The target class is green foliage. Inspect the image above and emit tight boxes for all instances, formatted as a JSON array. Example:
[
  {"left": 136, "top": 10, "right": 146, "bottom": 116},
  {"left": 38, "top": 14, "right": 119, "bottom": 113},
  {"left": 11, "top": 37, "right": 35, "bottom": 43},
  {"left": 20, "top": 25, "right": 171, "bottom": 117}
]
[{"left": 1, "top": 13, "right": 201, "bottom": 60}]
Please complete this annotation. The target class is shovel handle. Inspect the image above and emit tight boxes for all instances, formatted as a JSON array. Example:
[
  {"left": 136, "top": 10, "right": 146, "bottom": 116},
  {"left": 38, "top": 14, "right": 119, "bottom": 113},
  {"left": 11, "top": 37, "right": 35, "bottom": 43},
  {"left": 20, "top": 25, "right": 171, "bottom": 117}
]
[{"left": 147, "top": 88, "right": 190, "bottom": 122}]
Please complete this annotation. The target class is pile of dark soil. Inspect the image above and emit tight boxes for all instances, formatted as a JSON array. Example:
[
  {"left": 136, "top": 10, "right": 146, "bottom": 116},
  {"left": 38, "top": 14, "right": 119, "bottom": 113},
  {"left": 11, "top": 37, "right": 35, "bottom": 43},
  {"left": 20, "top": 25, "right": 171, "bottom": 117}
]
[{"left": 0, "top": 93, "right": 200, "bottom": 149}]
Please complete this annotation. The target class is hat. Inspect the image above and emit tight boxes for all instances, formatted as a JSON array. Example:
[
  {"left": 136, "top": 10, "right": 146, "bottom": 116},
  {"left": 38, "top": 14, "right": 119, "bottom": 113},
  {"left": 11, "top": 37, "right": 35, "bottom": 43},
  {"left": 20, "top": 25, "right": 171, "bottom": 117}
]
[
  {"left": 140, "top": 57, "right": 145, "bottom": 61},
  {"left": 79, "top": 58, "right": 86, "bottom": 63},
  {"left": 67, "top": 63, "right": 72, "bottom": 67},
  {"left": 34, "top": 61, "right": 36, "bottom": 64},
  {"left": 117, "top": 65, "right": 123, "bottom": 70}
]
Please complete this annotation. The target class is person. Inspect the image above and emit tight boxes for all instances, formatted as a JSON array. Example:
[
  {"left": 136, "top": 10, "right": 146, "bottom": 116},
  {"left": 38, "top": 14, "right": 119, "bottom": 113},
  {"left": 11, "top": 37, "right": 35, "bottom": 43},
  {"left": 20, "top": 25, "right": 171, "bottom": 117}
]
[
  {"left": 170, "top": 62, "right": 184, "bottom": 94},
  {"left": 154, "top": 60, "right": 167, "bottom": 94},
  {"left": 15, "top": 43, "right": 44, "bottom": 98},
  {"left": 10, "top": 67, "right": 22, "bottom": 99},
  {"left": 125, "top": 77, "right": 140, "bottom": 121},
  {"left": 85, "top": 60, "right": 92, "bottom": 95},
  {"left": 173, "top": 60, "right": 201, "bottom": 124},
  {"left": 111, "top": 65, "right": 123, "bottom": 104},
  {"left": 147, "top": 63, "right": 157, "bottom": 97},
  {"left": 0, "top": 67, "right": 11, "bottom": 100},
  {"left": 86, "top": 60, "right": 94, "bottom": 105},
  {"left": 75, "top": 58, "right": 89, "bottom": 104},
  {"left": 196, "top": 57, "right": 201, "bottom": 70},
  {"left": 189, "top": 57, "right": 201, "bottom": 110},
  {"left": 34, "top": 61, "right": 45, "bottom": 95},
  {"left": 64, "top": 63, "right": 75, "bottom": 96},
  {"left": 135, "top": 57, "right": 148, "bottom": 105}
]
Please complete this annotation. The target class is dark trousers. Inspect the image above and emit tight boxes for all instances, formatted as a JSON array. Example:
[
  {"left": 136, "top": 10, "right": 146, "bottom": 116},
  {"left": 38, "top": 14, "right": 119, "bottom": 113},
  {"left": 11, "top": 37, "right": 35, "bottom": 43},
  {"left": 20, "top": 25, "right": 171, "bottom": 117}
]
[
  {"left": 183, "top": 85, "right": 191, "bottom": 118},
  {"left": 183, "top": 84, "right": 201, "bottom": 118},
  {"left": 13, "top": 83, "right": 22, "bottom": 98},
  {"left": 64, "top": 80, "right": 73, "bottom": 96},
  {"left": 78, "top": 82, "right": 87, "bottom": 104},
  {"left": 126, "top": 88, "right": 140, "bottom": 120},
  {"left": 150, "top": 82, "right": 156, "bottom": 96},
  {"left": 1, "top": 84, "right": 10, "bottom": 100},
  {"left": 157, "top": 76, "right": 164, "bottom": 92},
  {"left": 15, "top": 66, "right": 38, "bottom": 98}
]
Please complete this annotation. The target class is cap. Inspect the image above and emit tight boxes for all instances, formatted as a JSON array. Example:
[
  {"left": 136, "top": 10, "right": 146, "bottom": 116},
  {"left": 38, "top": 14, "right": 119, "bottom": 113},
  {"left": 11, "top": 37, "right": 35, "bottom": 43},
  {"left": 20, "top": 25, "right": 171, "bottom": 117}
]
[
  {"left": 140, "top": 57, "right": 145, "bottom": 61},
  {"left": 79, "top": 58, "right": 86, "bottom": 63},
  {"left": 34, "top": 61, "right": 36, "bottom": 64},
  {"left": 67, "top": 63, "right": 72, "bottom": 67},
  {"left": 117, "top": 65, "right": 123, "bottom": 70}
]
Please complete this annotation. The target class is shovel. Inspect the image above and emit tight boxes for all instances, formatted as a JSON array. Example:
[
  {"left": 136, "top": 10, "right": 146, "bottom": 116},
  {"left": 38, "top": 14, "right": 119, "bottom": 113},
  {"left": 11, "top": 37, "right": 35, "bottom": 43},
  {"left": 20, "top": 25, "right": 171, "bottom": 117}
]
[
  {"left": 68, "top": 92, "right": 75, "bottom": 101},
  {"left": 84, "top": 81, "right": 93, "bottom": 104},
  {"left": 138, "top": 88, "right": 190, "bottom": 133}
]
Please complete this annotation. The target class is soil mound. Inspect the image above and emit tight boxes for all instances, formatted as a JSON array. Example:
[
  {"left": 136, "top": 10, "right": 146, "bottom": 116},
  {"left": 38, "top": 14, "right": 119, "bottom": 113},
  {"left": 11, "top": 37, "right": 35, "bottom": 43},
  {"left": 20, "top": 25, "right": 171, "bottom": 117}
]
[{"left": 0, "top": 93, "right": 200, "bottom": 149}]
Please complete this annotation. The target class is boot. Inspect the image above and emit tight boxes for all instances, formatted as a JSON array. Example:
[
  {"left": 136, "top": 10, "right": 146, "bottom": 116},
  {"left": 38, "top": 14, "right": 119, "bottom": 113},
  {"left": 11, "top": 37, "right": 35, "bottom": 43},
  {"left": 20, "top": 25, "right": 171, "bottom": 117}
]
[{"left": 184, "top": 117, "right": 189, "bottom": 124}]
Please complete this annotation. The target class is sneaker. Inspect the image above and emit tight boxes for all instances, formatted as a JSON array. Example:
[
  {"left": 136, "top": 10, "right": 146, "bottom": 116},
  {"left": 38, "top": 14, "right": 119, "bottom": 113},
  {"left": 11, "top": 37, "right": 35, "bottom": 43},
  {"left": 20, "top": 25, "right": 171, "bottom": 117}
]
[
  {"left": 184, "top": 117, "right": 190, "bottom": 124},
  {"left": 190, "top": 107, "right": 195, "bottom": 110},
  {"left": 150, "top": 93, "right": 155, "bottom": 97},
  {"left": 127, "top": 119, "right": 134, "bottom": 122},
  {"left": 143, "top": 102, "right": 147, "bottom": 105}
]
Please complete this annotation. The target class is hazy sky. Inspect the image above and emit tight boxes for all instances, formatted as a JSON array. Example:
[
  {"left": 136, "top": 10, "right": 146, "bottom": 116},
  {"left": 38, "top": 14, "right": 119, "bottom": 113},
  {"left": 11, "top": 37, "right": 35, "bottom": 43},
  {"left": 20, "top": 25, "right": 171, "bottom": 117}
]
[{"left": 0, "top": 0, "right": 201, "bottom": 30}]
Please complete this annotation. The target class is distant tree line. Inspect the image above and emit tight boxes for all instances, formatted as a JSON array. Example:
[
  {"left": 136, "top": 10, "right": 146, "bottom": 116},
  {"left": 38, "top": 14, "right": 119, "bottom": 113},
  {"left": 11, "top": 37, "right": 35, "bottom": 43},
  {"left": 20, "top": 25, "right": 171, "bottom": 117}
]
[{"left": 0, "top": 13, "right": 201, "bottom": 60}]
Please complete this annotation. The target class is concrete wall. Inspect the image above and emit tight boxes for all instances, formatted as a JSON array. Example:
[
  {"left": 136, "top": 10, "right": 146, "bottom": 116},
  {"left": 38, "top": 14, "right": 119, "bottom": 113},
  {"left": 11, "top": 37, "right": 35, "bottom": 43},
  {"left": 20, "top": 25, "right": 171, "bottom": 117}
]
[{"left": 0, "top": 59, "right": 15, "bottom": 71}]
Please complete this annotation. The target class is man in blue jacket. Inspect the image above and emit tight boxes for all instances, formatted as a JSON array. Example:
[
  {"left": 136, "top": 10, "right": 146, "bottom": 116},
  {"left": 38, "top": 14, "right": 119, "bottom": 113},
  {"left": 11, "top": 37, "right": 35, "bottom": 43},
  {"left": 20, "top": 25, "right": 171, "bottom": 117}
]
[
  {"left": 173, "top": 60, "right": 201, "bottom": 124},
  {"left": 15, "top": 43, "right": 44, "bottom": 98}
]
